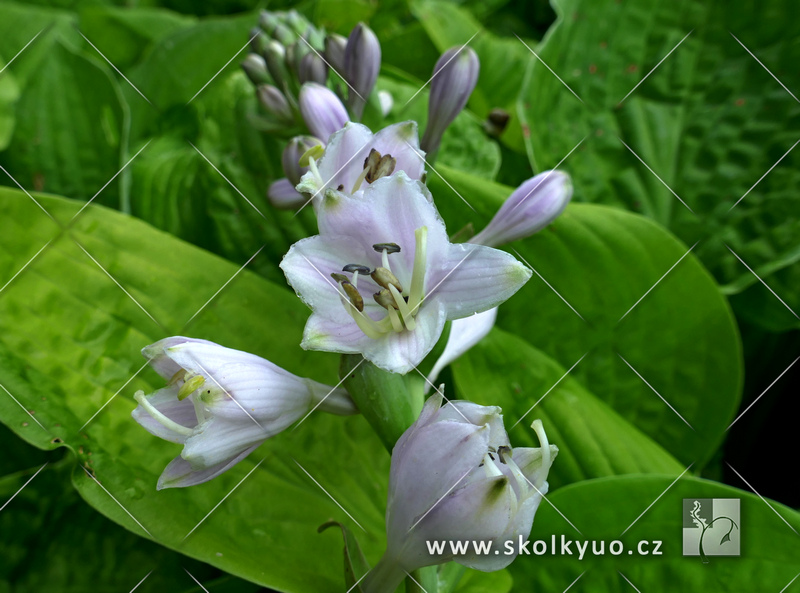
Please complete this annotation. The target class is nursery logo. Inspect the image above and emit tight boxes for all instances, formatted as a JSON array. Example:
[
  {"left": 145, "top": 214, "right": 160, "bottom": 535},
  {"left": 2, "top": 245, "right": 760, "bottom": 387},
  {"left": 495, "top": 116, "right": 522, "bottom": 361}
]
[{"left": 682, "top": 498, "right": 740, "bottom": 561}]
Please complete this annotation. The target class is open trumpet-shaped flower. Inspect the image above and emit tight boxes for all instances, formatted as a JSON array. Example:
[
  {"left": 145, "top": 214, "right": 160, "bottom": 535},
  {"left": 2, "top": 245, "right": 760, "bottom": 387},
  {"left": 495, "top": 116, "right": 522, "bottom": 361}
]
[
  {"left": 131, "top": 337, "right": 356, "bottom": 489},
  {"left": 362, "top": 394, "right": 557, "bottom": 591},
  {"left": 295, "top": 121, "right": 426, "bottom": 206},
  {"left": 280, "top": 172, "right": 531, "bottom": 374}
]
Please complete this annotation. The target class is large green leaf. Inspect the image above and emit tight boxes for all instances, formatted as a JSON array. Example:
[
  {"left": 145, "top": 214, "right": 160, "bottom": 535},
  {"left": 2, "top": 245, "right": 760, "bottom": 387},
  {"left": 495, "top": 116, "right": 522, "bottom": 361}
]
[
  {"left": 1, "top": 38, "right": 125, "bottom": 205},
  {"left": 513, "top": 475, "right": 800, "bottom": 592},
  {"left": 453, "top": 329, "right": 683, "bottom": 489},
  {"left": 517, "top": 0, "right": 800, "bottom": 331},
  {"left": 427, "top": 164, "right": 742, "bottom": 471},
  {"left": 0, "top": 187, "right": 510, "bottom": 592},
  {"left": 0, "top": 58, "right": 19, "bottom": 151}
]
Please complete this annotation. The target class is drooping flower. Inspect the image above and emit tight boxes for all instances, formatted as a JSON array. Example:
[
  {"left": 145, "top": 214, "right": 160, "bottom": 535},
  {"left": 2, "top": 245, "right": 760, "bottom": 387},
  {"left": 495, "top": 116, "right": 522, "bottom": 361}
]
[
  {"left": 420, "top": 46, "right": 480, "bottom": 155},
  {"left": 131, "top": 337, "right": 356, "bottom": 489},
  {"left": 471, "top": 170, "right": 573, "bottom": 247},
  {"left": 361, "top": 394, "right": 557, "bottom": 592},
  {"left": 295, "top": 121, "right": 425, "bottom": 207},
  {"left": 280, "top": 172, "right": 531, "bottom": 374}
]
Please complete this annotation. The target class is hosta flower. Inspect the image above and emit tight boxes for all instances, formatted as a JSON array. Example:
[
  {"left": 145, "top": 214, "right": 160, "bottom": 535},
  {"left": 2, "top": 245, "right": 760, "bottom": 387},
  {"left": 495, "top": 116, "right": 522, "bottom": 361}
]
[
  {"left": 280, "top": 172, "right": 531, "bottom": 374},
  {"left": 131, "top": 337, "right": 356, "bottom": 489},
  {"left": 471, "top": 170, "right": 573, "bottom": 247},
  {"left": 362, "top": 394, "right": 557, "bottom": 591},
  {"left": 343, "top": 22, "right": 381, "bottom": 118},
  {"left": 295, "top": 121, "right": 425, "bottom": 206},
  {"left": 426, "top": 307, "right": 497, "bottom": 388}
]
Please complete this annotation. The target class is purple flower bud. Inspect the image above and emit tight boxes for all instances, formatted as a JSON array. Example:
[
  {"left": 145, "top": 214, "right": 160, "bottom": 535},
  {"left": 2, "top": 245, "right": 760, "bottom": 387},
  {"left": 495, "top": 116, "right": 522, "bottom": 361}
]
[
  {"left": 344, "top": 22, "right": 381, "bottom": 118},
  {"left": 241, "top": 53, "right": 271, "bottom": 85},
  {"left": 282, "top": 135, "right": 322, "bottom": 186},
  {"left": 264, "top": 40, "right": 290, "bottom": 90},
  {"left": 471, "top": 171, "right": 573, "bottom": 247},
  {"left": 257, "top": 84, "right": 293, "bottom": 123},
  {"left": 299, "top": 51, "right": 328, "bottom": 85},
  {"left": 421, "top": 46, "right": 480, "bottom": 155},
  {"left": 298, "top": 82, "right": 349, "bottom": 142},
  {"left": 361, "top": 394, "right": 556, "bottom": 590},
  {"left": 268, "top": 178, "right": 307, "bottom": 210},
  {"left": 325, "top": 33, "right": 348, "bottom": 73}
]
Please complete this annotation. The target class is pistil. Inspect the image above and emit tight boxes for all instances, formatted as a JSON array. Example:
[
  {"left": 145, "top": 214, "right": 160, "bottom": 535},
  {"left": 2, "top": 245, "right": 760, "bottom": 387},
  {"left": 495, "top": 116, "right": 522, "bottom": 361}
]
[{"left": 134, "top": 390, "right": 194, "bottom": 437}]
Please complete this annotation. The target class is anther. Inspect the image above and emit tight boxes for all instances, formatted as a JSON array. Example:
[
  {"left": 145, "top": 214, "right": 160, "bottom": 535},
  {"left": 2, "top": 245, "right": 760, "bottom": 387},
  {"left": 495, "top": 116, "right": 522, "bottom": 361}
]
[
  {"left": 372, "top": 243, "right": 401, "bottom": 254},
  {"left": 373, "top": 289, "right": 398, "bottom": 310},
  {"left": 363, "top": 149, "right": 397, "bottom": 184},
  {"left": 331, "top": 272, "right": 348, "bottom": 283},
  {"left": 497, "top": 445, "right": 512, "bottom": 464},
  {"left": 341, "top": 281, "right": 364, "bottom": 312},
  {"left": 343, "top": 264, "right": 371, "bottom": 274},
  {"left": 371, "top": 267, "right": 403, "bottom": 292},
  {"left": 178, "top": 374, "right": 205, "bottom": 401}
]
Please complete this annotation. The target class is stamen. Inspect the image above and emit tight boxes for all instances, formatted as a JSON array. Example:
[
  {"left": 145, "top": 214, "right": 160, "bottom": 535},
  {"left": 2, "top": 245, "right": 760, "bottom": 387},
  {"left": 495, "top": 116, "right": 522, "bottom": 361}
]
[
  {"left": 167, "top": 368, "right": 186, "bottom": 386},
  {"left": 387, "top": 307, "right": 404, "bottom": 332},
  {"left": 372, "top": 243, "right": 401, "bottom": 254},
  {"left": 178, "top": 374, "right": 205, "bottom": 401},
  {"left": 373, "top": 289, "right": 398, "bottom": 310},
  {"left": 350, "top": 165, "right": 370, "bottom": 193},
  {"left": 331, "top": 272, "right": 348, "bottom": 283},
  {"left": 481, "top": 451, "right": 503, "bottom": 478},
  {"left": 388, "top": 284, "right": 416, "bottom": 330},
  {"left": 134, "top": 390, "right": 193, "bottom": 437},
  {"left": 308, "top": 156, "right": 323, "bottom": 187},
  {"left": 191, "top": 394, "right": 207, "bottom": 425},
  {"left": 343, "top": 264, "right": 371, "bottom": 274},
  {"left": 408, "top": 226, "right": 428, "bottom": 315},
  {"left": 497, "top": 445, "right": 511, "bottom": 464},
  {"left": 341, "top": 281, "right": 364, "bottom": 312},
  {"left": 371, "top": 267, "right": 403, "bottom": 292},
  {"left": 531, "top": 419, "right": 551, "bottom": 490}
]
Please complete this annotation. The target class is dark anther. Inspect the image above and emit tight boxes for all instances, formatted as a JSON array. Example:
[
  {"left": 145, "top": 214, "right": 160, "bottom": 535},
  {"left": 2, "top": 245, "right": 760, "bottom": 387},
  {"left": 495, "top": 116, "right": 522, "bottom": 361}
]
[
  {"left": 343, "top": 264, "right": 371, "bottom": 274},
  {"left": 336, "top": 184, "right": 344, "bottom": 191},
  {"left": 497, "top": 445, "right": 511, "bottom": 464},
  {"left": 342, "top": 281, "right": 364, "bottom": 312},
  {"left": 331, "top": 272, "right": 348, "bottom": 283},
  {"left": 372, "top": 242, "right": 401, "bottom": 254}
]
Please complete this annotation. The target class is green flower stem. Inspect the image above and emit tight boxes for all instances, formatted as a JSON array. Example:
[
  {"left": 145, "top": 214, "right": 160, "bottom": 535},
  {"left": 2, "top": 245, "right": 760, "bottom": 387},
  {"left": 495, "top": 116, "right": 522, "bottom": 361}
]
[
  {"left": 340, "top": 354, "right": 424, "bottom": 451},
  {"left": 360, "top": 555, "right": 407, "bottom": 593},
  {"left": 406, "top": 567, "right": 439, "bottom": 592}
]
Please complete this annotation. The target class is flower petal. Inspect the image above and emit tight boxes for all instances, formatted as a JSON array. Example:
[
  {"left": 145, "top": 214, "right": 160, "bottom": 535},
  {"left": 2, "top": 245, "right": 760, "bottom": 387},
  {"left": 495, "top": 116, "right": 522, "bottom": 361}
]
[
  {"left": 426, "top": 308, "right": 497, "bottom": 388},
  {"left": 297, "top": 122, "right": 372, "bottom": 197},
  {"left": 301, "top": 312, "right": 371, "bottom": 355},
  {"left": 142, "top": 336, "right": 217, "bottom": 379},
  {"left": 182, "top": 416, "right": 273, "bottom": 469},
  {"left": 156, "top": 444, "right": 260, "bottom": 490},
  {"left": 428, "top": 243, "right": 532, "bottom": 319}
]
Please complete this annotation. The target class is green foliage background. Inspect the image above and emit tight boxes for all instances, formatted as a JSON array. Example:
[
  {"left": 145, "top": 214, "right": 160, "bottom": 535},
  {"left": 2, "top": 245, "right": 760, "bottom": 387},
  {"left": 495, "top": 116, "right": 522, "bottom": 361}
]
[{"left": 0, "top": 0, "right": 797, "bottom": 591}]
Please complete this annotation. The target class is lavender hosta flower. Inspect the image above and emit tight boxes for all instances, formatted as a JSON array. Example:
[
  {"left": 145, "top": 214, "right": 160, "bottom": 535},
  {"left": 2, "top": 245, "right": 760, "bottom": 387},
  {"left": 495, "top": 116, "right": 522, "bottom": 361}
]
[
  {"left": 131, "top": 337, "right": 356, "bottom": 489},
  {"left": 421, "top": 46, "right": 480, "bottom": 155},
  {"left": 295, "top": 121, "right": 425, "bottom": 206},
  {"left": 298, "top": 83, "right": 349, "bottom": 143},
  {"left": 268, "top": 178, "right": 307, "bottom": 210},
  {"left": 471, "top": 171, "right": 573, "bottom": 248},
  {"left": 362, "top": 394, "right": 557, "bottom": 591},
  {"left": 343, "top": 22, "right": 381, "bottom": 118},
  {"left": 280, "top": 172, "right": 531, "bottom": 374}
]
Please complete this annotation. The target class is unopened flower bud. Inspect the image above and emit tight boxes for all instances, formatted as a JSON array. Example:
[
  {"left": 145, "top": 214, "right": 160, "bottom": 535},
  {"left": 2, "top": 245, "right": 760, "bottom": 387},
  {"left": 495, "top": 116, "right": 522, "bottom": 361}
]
[
  {"left": 421, "top": 46, "right": 480, "bottom": 155},
  {"left": 268, "top": 178, "right": 307, "bottom": 210},
  {"left": 361, "top": 394, "right": 557, "bottom": 591},
  {"left": 249, "top": 27, "right": 269, "bottom": 56},
  {"left": 471, "top": 171, "right": 573, "bottom": 247},
  {"left": 285, "top": 9, "right": 309, "bottom": 36},
  {"left": 132, "top": 337, "right": 357, "bottom": 489},
  {"left": 282, "top": 136, "right": 322, "bottom": 186},
  {"left": 344, "top": 23, "right": 381, "bottom": 118},
  {"left": 241, "top": 53, "right": 271, "bottom": 85},
  {"left": 299, "top": 51, "right": 328, "bottom": 85},
  {"left": 257, "top": 84, "right": 293, "bottom": 123},
  {"left": 299, "top": 82, "right": 349, "bottom": 142},
  {"left": 258, "top": 10, "right": 280, "bottom": 35},
  {"left": 325, "top": 33, "right": 348, "bottom": 73}
]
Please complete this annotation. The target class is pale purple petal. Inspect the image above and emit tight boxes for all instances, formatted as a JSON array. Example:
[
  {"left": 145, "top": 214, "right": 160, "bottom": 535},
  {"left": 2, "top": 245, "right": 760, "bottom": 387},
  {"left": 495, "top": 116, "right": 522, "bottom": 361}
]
[
  {"left": 371, "top": 121, "right": 425, "bottom": 181},
  {"left": 181, "top": 416, "right": 274, "bottom": 468},
  {"left": 426, "top": 308, "right": 497, "bottom": 388},
  {"left": 142, "top": 336, "right": 218, "bottom": 379},
  {"left": 296, "top": 122, "right": 373, "bottom": 197},
  {"left": 156, "top": 444, "right": 260, "bottom": 490},
  {"left": 268, "top": 178, "right": 306, "bottom": 210},
  {"left": 301, "top": 312, "right": 371, "bottom": 355},
  {"left": 427, "top": 243, "right": 531, "bottom": 319}
]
